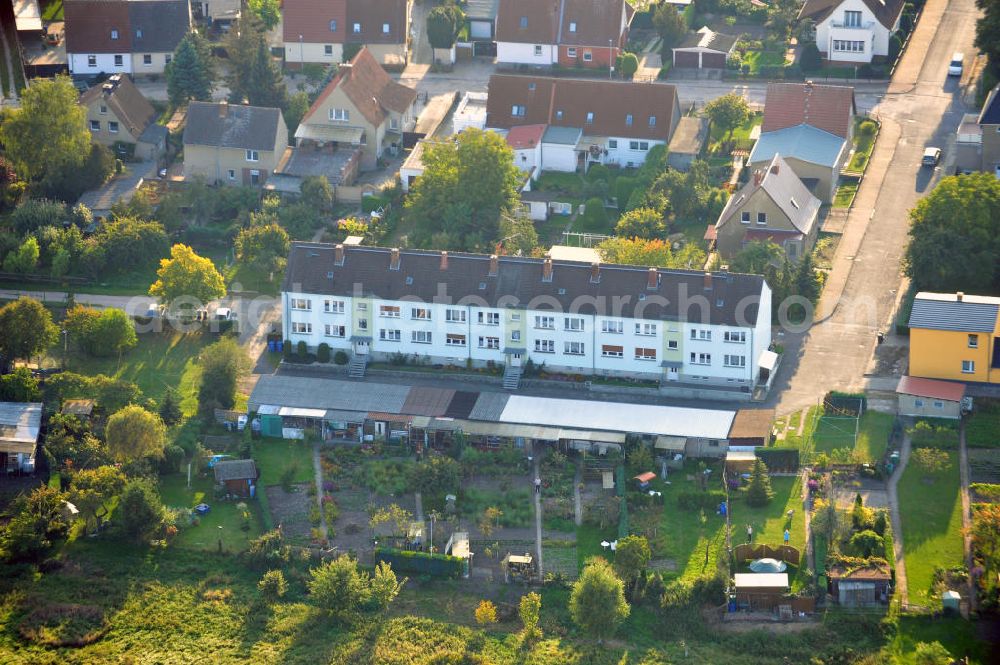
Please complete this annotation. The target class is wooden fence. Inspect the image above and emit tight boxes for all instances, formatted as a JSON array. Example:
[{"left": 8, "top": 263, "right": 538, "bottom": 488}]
[{"left": 733, "top": 543, "right": 801, "bottom": 567}]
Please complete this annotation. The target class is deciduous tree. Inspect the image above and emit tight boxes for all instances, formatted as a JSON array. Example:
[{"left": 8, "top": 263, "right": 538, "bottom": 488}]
[
  {"left": 118, "top": 478, "right": 164, "bottom": 543},
  {"left": 70, "top": 465, "right": 126, "bottom": 534},
  {"left": 197, "top": 337, "right": 250, "bottom": 414},
  {"left": 704, "top": 93, "right": 751, "bottom": 140},
  {"left": 912, "top": 448, "right": 951, "bottom": 476},
  {"left": 427, "top": 4, "right": 465, "bottom": 49},
  {"left": 0, "top": 367, "right": 41, "bottom": 402},
  {"left": 614, "top": 207, "right": 666, "bottom": 239},
  {"left": 370, "top": 561, "right": 405, "bottom": 611},
  {"left": 653, "top": 3, "right": 688, "bottom": 54},
  {"left": 475, "top": 599, "right": 498, "bottom": 624},
  {"left": 0, "top": 296, "right": 58, "bottom": 369},
  {"left": 405, "top": 129, "right": 521, "bottom": 251},
  {"left": 0, "top": 486, "right": 69, "bottom": 563},
  {"left": 235, "top": 223, "right": 290, "bottom": 278},
  {"left": 597, "top": 237, "right": 705, "bottom": 270},
  {"left": 149, "top": 244, "right": 226, "bottom": 309},
  {"left": 105, "top": 405, "right": 168, "bottom": 462},
  {"left": 308, "top": 555, "right": 373, "bottom": 617},
  {"left": 519, "top": 591, "right": 542, "bottom": 641},
  {"left": 613, "top": 535, "right": 652, "bottom": 599},
  {"left": 247, "top": 0, "right": 281, "bottom": 30},
  {"left": 903, "top": 173, "right": 1000, "bottom": 293},
  {"left": 569, "top": 557, "right": 630, "bottom": 642},
  {"left": 258, "top": 569, "right": 288, "bottom": 603},
  {"left": 0, "top": 76, "right": 90, "bottom": 190},
  {"left": 3, "top": 236, "right": 39, "bottom": 274},
  {"left": 976, "top": 0, "right": 1000, "bottom": 75}
]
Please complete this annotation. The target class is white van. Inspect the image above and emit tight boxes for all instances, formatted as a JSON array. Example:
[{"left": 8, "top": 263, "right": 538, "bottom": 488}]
[{"left": 948, "top": 52, "right": 964, "bottom": 77}]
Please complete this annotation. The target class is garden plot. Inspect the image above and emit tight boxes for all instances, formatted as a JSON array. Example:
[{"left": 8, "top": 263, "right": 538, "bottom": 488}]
[
  {"left": 969, "top": 449, "right": 1000, "bottom": 485},
  {"left": 264, "top": 483, "right": 313, "bottom": 541}
]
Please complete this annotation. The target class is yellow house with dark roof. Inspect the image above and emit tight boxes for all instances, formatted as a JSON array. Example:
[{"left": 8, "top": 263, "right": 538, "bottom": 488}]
[{"left": 908, "top": 291, "right": 1000, "bottom": 383}]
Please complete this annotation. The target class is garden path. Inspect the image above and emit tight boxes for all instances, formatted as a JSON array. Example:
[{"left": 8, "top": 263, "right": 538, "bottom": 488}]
[
  {"left": 801, "top": 469, "right": 813, "bottom": 573},
  {"left": 312, "top": 443, "right": 328, "bottom": 540},
  {"left": 533, "top": 454, "right": 543, "bottom": 579},
  {"left": 958, "top": 423, "right": 976, "bottom": 612},
  {"left": 886, "top": 431, "right": 911, "bottom": 606},
  {"left": 573, "top": 461, "right": 583, "bottom": 526}
]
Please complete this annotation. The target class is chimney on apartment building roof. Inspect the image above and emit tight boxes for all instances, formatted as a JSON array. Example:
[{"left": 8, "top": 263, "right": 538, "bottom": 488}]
[
  {"left": 389, "top": 248, "right": 401, "bottom": 271},
  {"left": 440, "top": 251, "right": 449, "bottom": 270},
  {"left": 704, "top": 272, "right": 713, "bottom": 291},
  {"left": 488, "top": 254, "right": 499, "bottom": 276},
  {"left": 542, "top": 257, "right": 553, "bottom": 282},
  {"left": 647, "top": 267, "right": 659, "bottom": 290},
  {"left": 753, "top": 170, "right": 764, "bottom": 186},
  {"left": 957, "top": 291, "right": 964, "bottom": 302},
  {"left": 219, "top": 100, "right": 228, "bottom": 118},
  {"left": 770, "top": 162, "right": 779, "bottom": 175},
  {"left": 590, "top": 262, "right": 600, "bottom": 284},
  {"left": 334, "top": 244, "right": 345, "bottom": 266}
]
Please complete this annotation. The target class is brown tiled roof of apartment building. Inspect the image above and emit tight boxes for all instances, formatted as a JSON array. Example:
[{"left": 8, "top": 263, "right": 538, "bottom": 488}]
[
  {"left": 486, "top": 74, "right": 679, "bottom": 142},
  {"left": 761, "top": 82, "right": 856, "bottom": 139}
]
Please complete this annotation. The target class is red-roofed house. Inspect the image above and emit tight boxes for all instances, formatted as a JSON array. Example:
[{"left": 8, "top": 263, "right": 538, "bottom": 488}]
[
  {"left": 282, "top": 0, "right": 410, "bottom": 70},
  {"left": 295, "top": 47, "right": 417, "bottom": 169},
  {"left": 495, "top": 0, "right": 632, "bottom": 69},
  {"left": 896, "top": 376, "right": 967, "bottom": 419},
  {"left": 507, "top": 124, "right": 546, "bottom": 177}
]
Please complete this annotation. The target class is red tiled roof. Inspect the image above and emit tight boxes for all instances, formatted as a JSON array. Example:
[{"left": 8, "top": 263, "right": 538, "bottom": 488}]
[
  {"left": 506, "top": 123, "right": 547, "bottom": 149},
  {"left": 496, "top": 0, "right": 559, "bottom": 44},
  {"left": 703, "top": 224, "right": 717, "bottom": 241},
  {"left": 283, "top": 0, "right": 407, "bottom": 46},
  {"left": 558, "top": 0, "right": 628, "bottom": 46},
  {"left": 762, "top": 82, "right": 856, "bottom": 139},
  {"left": 896, "top": 375, "right": 966, "bottom": 402},
  {"left": 486, "top": 74, "right": 679, "bottom": 142}
]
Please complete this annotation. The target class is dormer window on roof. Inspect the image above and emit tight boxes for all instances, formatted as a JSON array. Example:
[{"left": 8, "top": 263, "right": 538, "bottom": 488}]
[
  {"left": 626, "top": 114, "right": 633, "bottom": 126},
  {"left": 569, "top": 21, "right": 577, "bottom": 32},
  {"left": 111, "top": 29, "right": 119, "bottom": 40},
  {"left": 519, "top": 16, "right": 528, "bottom": 28}
]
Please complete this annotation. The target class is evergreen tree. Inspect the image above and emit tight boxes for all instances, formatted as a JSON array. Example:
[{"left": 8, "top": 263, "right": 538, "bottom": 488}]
[
  {"left": 746, "top": 458, "right": 774, "bottom": 507},
  {"left": 795, "top": 253, "right": 820, "bottom": 303},
  {"left": 227, "top": 19, "right": 286, "bottom": 109},
  {"left": 159, "top": 388, "right": 183, "bottom": 426},
  {"left": 166, "top": 33, "right": 214, "bottom": 106}
]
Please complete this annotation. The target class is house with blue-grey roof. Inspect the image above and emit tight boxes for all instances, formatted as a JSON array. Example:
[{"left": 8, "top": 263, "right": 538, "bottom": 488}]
[
  {"left": 977, "top": 84, "right": 1000, "bottom": 179},
  {"left": 747, "top": 82, "right": 856, "bottom": 203},
  {"left": 711, "top": 154, "right": 821, "bottom": 262},
  {"left": 908, "top": 291, "right": 1000, "bottom": 384}
]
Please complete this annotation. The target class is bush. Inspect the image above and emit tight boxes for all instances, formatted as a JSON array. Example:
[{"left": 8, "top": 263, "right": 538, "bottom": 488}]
[
  {"left": 676, "top": 490, "right": 727, "bottom": 512},
  {"left": 374, "top": 547, "right": 464, "bottom": 578},
  {"left": 580, "top": 197, "right": 608, "bottom": 231},
  {"left": 587, "top": 164, "right": 610, "bottom": 182},
  {"left": 800, "top": 43, "right": 822, "bottom": 72},
  {"left": 858, "top": 120, "right": 877, "bottom": 138},
  {"left": 618, "top": 52, "right": 639, "bottom": 78},
  {"left": 296, "top": 340, "right": 307, "bottom": 360},
  {"left": 317, "top": 343, "right": 331, "bottom": 363},
  {"left": 888, "top": 34, "right": 903, "bottom": 64},
  {"left": 333, "top": 350, "right": 349, "bottom": 365},
  {"left": 282, "top": 340, "right": 293, "bottom": 361},
  {"left": 258, "top": 569, "right": 288, "bottom": 604},
  {"left": 159, "top": 445, "right": 185, "bottom": 474}
]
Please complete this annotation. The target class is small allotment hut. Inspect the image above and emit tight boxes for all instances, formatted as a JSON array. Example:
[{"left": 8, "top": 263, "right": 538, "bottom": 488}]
[
  {"left": 895, "top": 375, "right": 965, "bottom": 420},
  {"left": 733, "top": 573, "right": 789, "bottom": 610},
  {"left": 213, "top": 459, "right": 258, "bottom": 498}
]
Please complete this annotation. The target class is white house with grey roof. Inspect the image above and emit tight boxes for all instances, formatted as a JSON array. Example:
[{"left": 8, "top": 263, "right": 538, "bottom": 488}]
[
  {"left": 281, "top": 242, "right": 773, "bottom": 392},
  {"left": 0, "top": 402, "right": 42, "bottom": 473},
  {"left": 182, "top": 101, "right": 288, "bottom": 187},
  {"left": 711, "top": 154, "right": 821, "bottom": 261}
]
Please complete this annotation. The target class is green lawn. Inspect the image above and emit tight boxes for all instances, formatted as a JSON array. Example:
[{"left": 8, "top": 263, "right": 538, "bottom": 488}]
[
  {"left": 742, "top": 50, "right": 789, "bottom": 75},
  {"left": 707, "top": 113, "right": 763, "bottom": 151},
  {"left": 779, "top": 405, "right": 820, "bottom": 449},
  {"left": 847, "top": 118, "right": 879, "bottom": 172},
  {"left": 535, "top": 172, "right": 586, "bottom": 195},
  {"left": 52, "top": 330, "right": 213, "bottom": 411},
  {"left": 897, "top": 450, "right": 964, "bottom": 606},
  {"left": 731, "top": 476, "right": 809, "bottom": 591},
  {"left": 42, "top": 0, "right": 65, "bottom": 20},
  {"left": 966, "top": 399, "right": 1000, "bottom": 448},
  {"left": 832, "top": 179, "right": 860, "bottom": 209},
  {"left": 252, "top": 438, "right": 315, "bottom": 486},
  {"left": 159, "top": 473, "right": 263, "bottom": 551},
  {"left": 813, "top": 411, "right": 893, "bottom": 463}
]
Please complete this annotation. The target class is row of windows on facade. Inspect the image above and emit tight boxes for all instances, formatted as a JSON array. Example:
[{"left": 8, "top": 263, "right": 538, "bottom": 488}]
[
  {"left": 510, "top": 105, "right": 656, "bottom": 131},
  {"left": 290, "top": 322, "right": 746, "bottom": 365},
  {"left": 86, "top": 54, "right": 169, "bottom": 67},
  {"left": 529, "top": 45, "right": 602, "bottom": 59},
  {"left": 290, "top": 299, "right": 747, "bottom": 343},
  {"left": 322, "top": 20, "right": 393, "bottom": 34},
  {"left": 832, "top": 40, "right": 866, "bottom": 53}
]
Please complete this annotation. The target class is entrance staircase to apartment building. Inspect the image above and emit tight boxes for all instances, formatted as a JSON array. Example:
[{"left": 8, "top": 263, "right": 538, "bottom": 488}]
[
  {"left": 348, "top": 354, "right": 368, "bottom": 378},
  {"left": 502, "top": 366, "right": 522, "bottom": 390}
]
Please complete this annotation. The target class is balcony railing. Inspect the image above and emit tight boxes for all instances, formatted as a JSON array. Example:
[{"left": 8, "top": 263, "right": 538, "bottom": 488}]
[{"left": 829, "top": 21, "right": 876, "bottom": 30}]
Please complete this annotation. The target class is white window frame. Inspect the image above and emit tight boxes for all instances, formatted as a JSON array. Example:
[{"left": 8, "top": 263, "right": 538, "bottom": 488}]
[
  {"left": 968, "top": 334, "right": 979, "bottom": 348},
  {"left": 962, "top": 360, "right": 975, "bottom": 374},
  {"left": 143, "top": 54, "right": 152, "bottom": 65},
  {"left": 412, "top": 330, "right": 432, "bottom": 344},
  {"left": 291, "top": 322, "right": 312, "bottom": 334},
  {"left": 382, "top": 23, "right": 391, "bottom": 34},
  {"left": 480, "top": 336, "right": 500, "bottom": 350},
  {"left": 324, "top": 324, "right": 346, "bottom": 338},
  {"left": 329, "top": 108, "right": 350, "bottom": 122},
  {"left": 291, "top": 298, "right": 311, "bottom": 311},
  {"left": 478, "top": 311, "right": 500, "bottom": 326},
  {"left": 246, "top": 149, "right": 259, "bottom": 162},
  {"left": 534, "top": 45, "right": 543, "bottom": 56},
  {"left": 446, "top": 309, "right": 466, "bottom": 323},
  {"left": 724, "top": 331, "right": 746, "bottom": 343},
  {"left": 108, "top": 121, "right": 119, "bottom": 133},
  {"left": 569, "top": 21, "right": 577, "bottom": 32},
  {"left": 756, "top": 212, "right": 767, "bottom": 226},
  {"left": 601, "top": 320, "right": 623, "bottom": 334},
  {"left": 88, "top": 55, "right": 97, "bottom": 67},
  {"left": 740, "top": 211, "right": 751, "bottom": 224},
  {"left": 512, "top": 104, "right": 526, "bottom": 117},
  {"left": 446, "top": 334, "right": 466, "bottom": 347},
  {"left": 535, "top": 315, "right": 555, "bottom": 330},
  {"left": 353, "top": 22, "right": 361, "bottom": 33},
  {"left": 601, "top": 344, "right": 623, "bottom": 358},
  {"left": 724, "top": 355, "right": 746, "bottom": 368},
  {"left": 379, "top": 305, "right": 401, "bottom": 318},
  {"left": 635, "top": 347, "right": 657, "bottom": 361},
  {"left": 324, "top": 300, "right": 345, "bottom": 314},
  {"left": 534, "top": 339, "right": 554, "bottom": 353},
  {"left": 411, "top": 307, "right": 432, "bottom": 321},
  {"left": 113, "top": 55, "right": 123, "bottom": 67},
  {"left": 89, "top": 120, "right": 100, "bottom": 132},
  {"left": 380, "top": 329, "right": 401, "bottom": 342},
  {"left": 635, "top": 322, "right": 657, "bottom": 336},
  {"left": 329, "top": 19, "right": 338, "bottom": 31},
  {"left": 324, "top": 44, "right": 334, "bottom": 55},
  {"left": 564, "top": 341, "right": 585, "bottom": 356},
  {"left": 564, "top": 317, "right": 584, "bottom": 332},
  {"left": 582, "top": 50, "right": 592, "bottom": 62},
  {"left": 568, "top": 47, "right": 577, "bottom": 58},
  {"left": 228, "top": 169, "right": 236, "bottom": 181},
  {"left": 111, "top": 29, "right": 119, "bottom": 40}
]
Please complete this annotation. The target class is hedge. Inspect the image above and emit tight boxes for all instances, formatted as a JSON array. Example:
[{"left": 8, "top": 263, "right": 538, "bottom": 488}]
[
  {"left": 756, "top": 448, "right": 800, "bottom": 473},
  {"left": 677, "top": 490, "right": 727, "bottom": 512},
  {"left": 375, "top": 547, "right": 464, "bottom": 578}
]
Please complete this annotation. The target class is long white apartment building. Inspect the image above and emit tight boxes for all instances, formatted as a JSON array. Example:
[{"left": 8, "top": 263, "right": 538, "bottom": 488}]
[{"left": 282, "top": 243, "right": 773, "bottom": 388}]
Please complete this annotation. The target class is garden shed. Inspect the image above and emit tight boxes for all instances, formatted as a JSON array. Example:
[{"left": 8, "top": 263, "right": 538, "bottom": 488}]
[
  {"left": 895, "top": 375, "right": 965, "bottom": 420},
  {"left": 213, "top": 459, "right": 258, "bottom": 498},
  {"left": 725, "top": 449, "right": 756, "bottom": 474},
  {"left": 733, "top": 573, "right": 789, "bottom": 610},
  {"left": 727, "top": 408, "right": 775, "bottom": 447},
  {"left": 827, "top": 562, "right": 891, "bottom": 607}
]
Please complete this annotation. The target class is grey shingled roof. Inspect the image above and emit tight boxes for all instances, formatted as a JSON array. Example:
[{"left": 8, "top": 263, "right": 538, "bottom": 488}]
[
  {"left": 676, "top": 27, "right": 737, "bottom": 53},
  {"left": 129, "top": 0, "right": 190, "bottom": 53},
  {"left": 908, "top": 293, "right": 1000, "bottom": 333},
  {"left": 184, "top": 102, "right": 283, "bottom": 152},
  {"left": 468, "top": 392, "right": 510, "bottom": 422},
  {"left": 248, "top": 375, "right": 410, "bottom": 413},
  {"left": 979, "top": 84, "right": 1000, "bottom": 126},
  {"left": 283, "top": 244, "right": 767, "bottom": 327},
  {"left": 717, "top": 154, "right": 821, "bottom": 235},
  {"left": 213, "top": 459, "right": 257, "bottom": 482}
]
